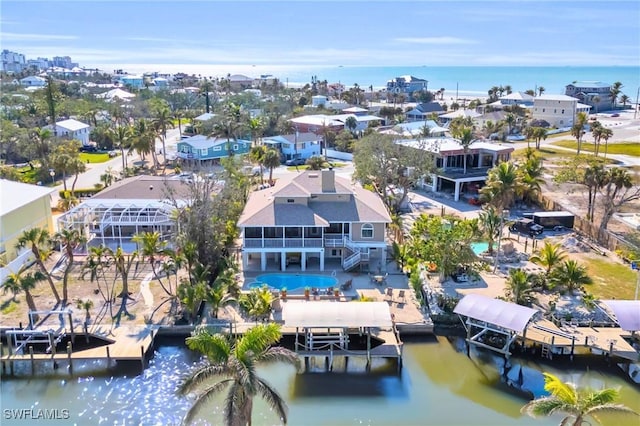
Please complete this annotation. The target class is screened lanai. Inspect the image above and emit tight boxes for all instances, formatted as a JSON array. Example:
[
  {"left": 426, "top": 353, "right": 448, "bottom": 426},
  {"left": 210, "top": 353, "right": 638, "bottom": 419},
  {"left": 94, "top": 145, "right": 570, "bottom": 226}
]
[{"left": 57, "top": 199, "right": 181, "bottom": 252}]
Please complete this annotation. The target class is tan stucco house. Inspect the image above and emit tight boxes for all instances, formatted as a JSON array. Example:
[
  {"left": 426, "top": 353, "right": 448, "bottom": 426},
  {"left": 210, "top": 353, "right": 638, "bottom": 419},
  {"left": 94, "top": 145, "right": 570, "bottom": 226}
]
[{"left": 237, "top": 170, "right": 391, "bottom": 272}]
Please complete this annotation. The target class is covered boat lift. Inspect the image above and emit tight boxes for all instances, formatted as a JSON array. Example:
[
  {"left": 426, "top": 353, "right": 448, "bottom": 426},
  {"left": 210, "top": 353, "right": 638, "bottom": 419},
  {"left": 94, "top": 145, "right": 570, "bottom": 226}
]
[
  {"left": 454, "top": 294, "right": 539, "bottom": 360},
  {"left": 282, "top": 302, "right": 402, "bottom": 372}
]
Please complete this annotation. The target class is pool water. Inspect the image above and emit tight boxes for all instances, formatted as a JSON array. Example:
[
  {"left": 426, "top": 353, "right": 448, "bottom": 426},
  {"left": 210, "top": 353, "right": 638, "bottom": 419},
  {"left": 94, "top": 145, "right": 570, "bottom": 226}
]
[
  {"left": 250, "top": 273, "right": 338, "bottom": 291},
  {"left": 471, "top": 241, "right": 490, "bottom": 255}
]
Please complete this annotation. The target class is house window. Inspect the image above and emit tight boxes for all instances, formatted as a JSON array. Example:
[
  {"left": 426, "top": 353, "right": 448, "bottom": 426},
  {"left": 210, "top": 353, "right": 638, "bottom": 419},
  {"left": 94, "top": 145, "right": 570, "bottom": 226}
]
[
  {"left": 554, "top": 109, "right": 557, "bottom": 113},
  {"left": 287, "top": 199, "right": 295, "bottom": 203},
  {"left": 213, "top": 146, "right": 221, "bottom": 151},
  {"left": 200, "top": 149, "right": 207, "bottom": 156},
  {"left": 542, "top": 108, "right": 545, "bottom": 113},
  {"left": 233, "top": 144, "right": 239, "bottom": 151},
  {"left": 561, "top": 109, "right": 565, "bottom": 114},
  {"left": 361, "top": 223, "right": 374, "bottom": 239}
]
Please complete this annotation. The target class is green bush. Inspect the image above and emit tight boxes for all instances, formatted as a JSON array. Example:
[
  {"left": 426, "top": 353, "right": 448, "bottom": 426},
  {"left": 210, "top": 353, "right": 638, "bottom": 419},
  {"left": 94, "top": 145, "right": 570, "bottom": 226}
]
[{"left": 59, "top": 187, "right": 103, "bottom": 199}]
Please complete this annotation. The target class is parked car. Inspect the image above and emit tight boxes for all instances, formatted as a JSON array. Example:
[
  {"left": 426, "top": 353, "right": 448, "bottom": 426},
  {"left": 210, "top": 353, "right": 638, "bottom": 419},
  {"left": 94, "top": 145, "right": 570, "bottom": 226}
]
[
  {"left": 285, "top": 158, "right": 305, "bottom": 166},
  {"left": 509, "top": 218, "right": 544, "bottom": 236},
  {"left": 79, "top": 145, "right": 98, "bottom": 153},
  {"left": 611, "top": 113, "right": 620, "bottom": 118}
]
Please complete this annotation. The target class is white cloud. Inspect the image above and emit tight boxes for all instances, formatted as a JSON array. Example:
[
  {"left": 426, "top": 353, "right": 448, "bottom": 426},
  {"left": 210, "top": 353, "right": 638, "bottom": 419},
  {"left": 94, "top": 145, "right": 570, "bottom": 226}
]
[
  {"left": 394, "top": 37, "right": 478, "bottom": 45},
  {"left": 1, "top": 32, "right": 78, "bottom": 41}
]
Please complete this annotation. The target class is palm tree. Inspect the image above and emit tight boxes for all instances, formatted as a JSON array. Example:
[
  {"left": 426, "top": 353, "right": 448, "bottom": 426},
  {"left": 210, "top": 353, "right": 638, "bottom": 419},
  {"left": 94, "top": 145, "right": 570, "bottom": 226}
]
[
  {"left": 550, "top": 260, "right": 593, "bottom": 292},
  {"left": 583, "top": 163, "right": 606, "bottom": 222},
  {"left": 480, "top": 162, "right": 522, "bottom": 211},
  {"left": 504, "top": 113, "right": 516, "bottom": 135},
  {"left": 599, "top": 127, "right": 613, "bottom": 159},
  {"left": 153, "top": 106, "right": 175, "bottom": 164},
  {"left": 132, "top": 231, "right": 175, "bottom": 297},
  {"left": 53, "top": 228, "right": 86, "bottom": 304},
  {"left": 178, "top": 323, "right": 299, "bottom": 426},
  {"left": 522, "top": 372, "right": 639, "bottom": 426},
  {"left": 610, "top": 81, "right": 623, "bottom": 110},
  {"left": 106, "top": 246, "right": 137, "bottom": 324},
  {"left": 619, "top": 94, "right": 630, "bottom": 108},
  {"left": 504, "top": 268, "right": 534, "bottom": 306},
  {"left": 529, "top": 241, "right": 567, "bottom": 276},
  {"left": 132, "top": 118, "right": 158, "bottom": 168},
  {"left": 108, "top": 125, "right": 133, "bottom": 170},
  {"left": 29, "top": 128, "right": 53, "bottom": 168},
  {"left": 263, "top": 148, "right": 281, "bottom": 185},
  {"left": 591, "top": 95, "right": 601, "bottom": 114},
  {"left": 478, "top": 206, "right": 501, "bottom": 256},
  {"left": 345, "top": 116, "right": 358, "bottom": 135},
  {"left": 305, "top": 156, "right": 324, "bottom": 170},
  {"left": 571, "top": 112, "right": 588, "bottom": 155},
  {"left": 3, "top": 266, "right": 46, "bottom": 316},
  {"left": 246, "top": 116, "right": 264, "bottom": 147},
  {"left": 537, "top": 86, "right": 545, "bottom": 96},
  {"left": 249, "top": 145, "right": 267, "bottom": 184},
  {"left": 173, "top": 110, "right": 185, "bottom": 137},
  {"left": 16, "top": 228, "right": 60, "bottom": 303},
  {"left": 520, "top": 153, "right": 545, "bottom": 205},
  {"left": 451, "top": 125, "right": 474, "bottom": 174}
]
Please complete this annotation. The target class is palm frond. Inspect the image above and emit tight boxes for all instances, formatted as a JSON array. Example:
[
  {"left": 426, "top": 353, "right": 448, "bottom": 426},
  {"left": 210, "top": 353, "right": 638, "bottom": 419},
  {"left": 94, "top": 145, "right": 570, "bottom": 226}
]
[
  {"left": 259, "top": 347, "right": 300, "bottom": 369},
  {"left": 186, "top": 328, "right": 231, "bottom": 363},
  {"left": 235, "top": 323, "right": 281, "bottom": 359},
  {"left": 586, "top": 403, "right": 640, "bottom": 422},
  {"left": 228, "top": 356, "right": 257, "bottom": 395},
  {"left": 543, "top": 373, "right": 578, "bottom": 405},
  {"left": 181, "top": 379, "right": 232, "bottom": 426},
  {"left": 178, "top": 364, "right": 228, "bottom": 395},
  {"left": 255, "top": 377, "right": 288, "bottom": 424},
  {"left": 521, "top": 397, "right": 576, "bottom": 418},
  {"left": 223, "top": 381, "right": 245, "bottom": 426}
]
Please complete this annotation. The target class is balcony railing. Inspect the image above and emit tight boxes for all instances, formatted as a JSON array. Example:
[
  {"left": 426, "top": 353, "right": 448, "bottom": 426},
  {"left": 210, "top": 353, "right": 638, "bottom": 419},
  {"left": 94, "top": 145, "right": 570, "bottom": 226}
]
[{"left": 243, "top": 238, "right": 323, "bottom": 249}]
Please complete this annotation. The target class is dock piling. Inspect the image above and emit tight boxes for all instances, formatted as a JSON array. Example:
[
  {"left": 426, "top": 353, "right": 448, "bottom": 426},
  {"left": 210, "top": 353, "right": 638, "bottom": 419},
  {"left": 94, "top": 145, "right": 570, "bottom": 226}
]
[
  {"left": 140, "top": 345, "right": 145, "bottom": 372},
  {"left": 67, "top": 342, "right": 72, "bottom": 374},
  {"left": 29, "top": 346, "right": 35, "bottom": 375},
  {"left": 106, "top": 346, "right": 111, "bottom": 365}
]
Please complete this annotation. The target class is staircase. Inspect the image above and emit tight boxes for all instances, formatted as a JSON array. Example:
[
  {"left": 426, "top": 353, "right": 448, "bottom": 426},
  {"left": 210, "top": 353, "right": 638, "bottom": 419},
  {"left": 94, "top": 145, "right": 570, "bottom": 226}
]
[{"left": 341, "top": 236, "right": 369, "bottom": 271}]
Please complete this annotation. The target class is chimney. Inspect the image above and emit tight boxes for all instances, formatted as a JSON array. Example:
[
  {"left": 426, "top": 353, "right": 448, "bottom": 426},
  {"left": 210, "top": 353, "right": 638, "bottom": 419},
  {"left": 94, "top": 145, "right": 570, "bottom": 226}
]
[{"left": 321, "top": 168, "right": 335, "bottom": 192}]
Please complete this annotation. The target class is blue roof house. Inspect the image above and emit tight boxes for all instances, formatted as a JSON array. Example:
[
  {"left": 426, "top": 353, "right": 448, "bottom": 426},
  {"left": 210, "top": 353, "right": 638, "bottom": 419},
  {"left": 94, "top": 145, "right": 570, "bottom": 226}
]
[{"left": 177, "top": 135, "right": 251, "bottom": 166}]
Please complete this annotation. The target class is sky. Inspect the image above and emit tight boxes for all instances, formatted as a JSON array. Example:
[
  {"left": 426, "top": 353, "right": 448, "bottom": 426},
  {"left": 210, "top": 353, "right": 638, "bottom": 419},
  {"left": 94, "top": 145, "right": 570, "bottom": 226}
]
[{"left": 1, "top": 0, "right": 639, "bottom": 73}]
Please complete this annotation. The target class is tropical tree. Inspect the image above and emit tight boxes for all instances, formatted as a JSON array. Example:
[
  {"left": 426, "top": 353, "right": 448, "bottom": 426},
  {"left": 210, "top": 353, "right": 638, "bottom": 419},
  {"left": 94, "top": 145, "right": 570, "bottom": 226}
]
[
  {"left": 178, "top": 323, "right": 299, "bottom": 426},
  {"left": 3, "top": 266, "right": 45, "bottom": 316},
  {"left": 592, "top": 125, "right": 613, "bottom": 157},
  {"left": 246, "top": 116, "right": 264, "bottom": 147},
  {"left": 592, "top": 95, "right": 601, "bottom": 114},
  {"left": 263, "top": 148, "right": 281, "bottom": 185},
  {"left": 478, "top": 206, "right": 502, "bottom": 256},
  {"left": 504, "top": 268, "right": 535, "bottom": 306},
  {"left": 16, "top": 228, "right": 60, "bottom": 304},
  {"left": 550, "top": 260, "right": 593, "bottom": 292},
  {"left": 108, "top": 125, "right": 133, "bottom": 170},
  {"left": 504, "top": 113, "right": 516, "bottom": 135},
  {"left": 480, "top": 162, "right": 522, "bottom": 211},
  {"left": 132, "top": 118, "right": 159, "bottom": 168},
  {"left": 619, "top": 94, "right": 630, "bottom": 108},
  {"left": 583, "top": 163, "right": 606, "bottom": 222},
  {"left": 177, "top": 280, "right": 207, "bottom": 324},
  {"left": 239, "top": 285, "right": 274, "bottom": 322},
  {"left": 345, "top": 116, "right": 358, "bottom": 135},
  {"left": 451, "top": 125, "right": 474, "bottom": 174},
  {"left": 533, "top": 127, "right": 548, "bottom": 150},
  {"left": 53, "top": 228, "right": 86, "bottom": 304},
  {"left": 571, "top": 112, "right": 588, "bottom": 155},
  {"left": 132, "top": 231, "right": 175, "bottom": 297},
  {"left": 537, "top": 86, "right": 545, "bottom": 96},
  {"left": 609, "top": 81, "right": 623, "bottom": 109},
  {"left": 600, "top": 126, "right": 613, "bottom": 159},
  {"left": 249, "top": 145, "right": 266, "bottom": 184},
  {"left": 106, "top": 246, "right": 138, "bottom": 324},
  {"left": 598, "top": 167, "right": 640, "bottom": 232},
  {"left": 153, "top": 106, "right": 175, "bottom": 164},
  {"left": 529, "top": 241, "right": 567, "bottom": 276},
  {"left": 522, "top": 372, "right": 639, "bottom": 426},
  {"left": 519, "top": 151, "right": 545, "bottom": 205},
  {"left": 305, "top": 156, "right": 324, "bottom": 170}
]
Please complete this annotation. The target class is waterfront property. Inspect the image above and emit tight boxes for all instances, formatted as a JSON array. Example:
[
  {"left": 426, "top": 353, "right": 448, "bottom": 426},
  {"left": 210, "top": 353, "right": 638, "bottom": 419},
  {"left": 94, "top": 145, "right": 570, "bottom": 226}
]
[
  {"left": 289, "top": 113, "right": 383, "bottom": 134},
  {"left": 565, "top": 81, "right": 613, "bottom": 112},
  {"left": 405, "top": 102, "right": 444, "bottom": 121},
  {"left": 249, "top": 273, "right": 338, "bottom": 291},
  {"left": 385, "top": 75, "right": 428, "bottom": 99},
  {"left": 237, "top": 169, "right": 391, "bottom": 272},
  {"left": 0, "top": 180, "right": 56, "bottom": 282},
  {"left": 380, "top": 120, "right": 448, "bottom": 138},
  {"left": 532, "top": 94, "right": 591, "bottom": 128},
  {"left": 263, "top": 132, "right": 322, "bottom": 162},
  {"left": 57, "top": 176, "right": 194, "bottom": 252},
  {"left": 398, "top": 138, "right": 514, "bottom": 201},
  {"left": 176, "top": 135, "right": 251, "bottom": 167}
]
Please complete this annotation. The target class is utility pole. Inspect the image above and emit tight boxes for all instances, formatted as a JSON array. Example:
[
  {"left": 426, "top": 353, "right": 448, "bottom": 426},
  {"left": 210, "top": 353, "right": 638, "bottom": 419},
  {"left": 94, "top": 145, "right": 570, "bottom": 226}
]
[{"left": 634, "top": 87, "right": 639, "bottom": 120}]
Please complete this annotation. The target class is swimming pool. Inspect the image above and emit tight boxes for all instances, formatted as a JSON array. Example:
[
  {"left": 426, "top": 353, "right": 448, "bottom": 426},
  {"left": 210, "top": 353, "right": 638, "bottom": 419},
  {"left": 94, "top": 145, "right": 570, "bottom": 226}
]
[
  {"left": 470, "top": 242, "right": 490, "bottom": 256},
  {"left": 249, "top": 274, "right": 338, "bottom": 291}
]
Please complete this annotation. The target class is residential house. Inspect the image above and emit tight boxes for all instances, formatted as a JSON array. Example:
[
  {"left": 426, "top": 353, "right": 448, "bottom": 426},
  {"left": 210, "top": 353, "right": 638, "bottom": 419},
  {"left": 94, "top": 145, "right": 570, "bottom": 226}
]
[
  {"left": 19, "top": 75, "right": 46, "bottom": 87},
  {"left": 177, "top": 135, "right": 251, "bottom": 167},
  {"left": 341, "top": 106, "right": 369, "bottom": 115},
  {"left": 237, "top": 169, "right": 391, "bottom": 272},
  {"left": 386, "top": 75, "right": 428, "bottom": 99},
  {"left": 96, "top": 88, "right": 136, "bottom": 102},
  {"left": 380, "top": 120, "right": 448, "bottom": 138},
  {"left": 57, "top": 176, "right": 194, "bottom": 252},
  {"left": 113, "top": 74, "right": 144, "bottom": 89},
  {"left": 485, "top": 92, "right": 534, "bottom": 111},
  {"left": 263, "top": 133, "right": 322, "bottom": 161},
  {"left": 438, "top": 109, "right": 481, "bottom": 124},
  {"left": 405, "top": 102, "right": 444, "bottom": 121},
  {"left": 398, "top": 138, "right": 514, "bottom": 201},
  {"left": 46, "top": 119, "right": 91, "bottom": 146},
  {"left": 1, "top": 180, "right": 55, "bottom": 283},
  {"left": 228, "top": 74, "right": 254, "bottom": 90},
  {"left": 290, "top": 113, "right": 383, "bottom": 135},
  {"left": 532, "top": 94, "right": 591, "bottom": 128},
  {"left": 565, "top": 81, "right": 612, "bottom": 112}
]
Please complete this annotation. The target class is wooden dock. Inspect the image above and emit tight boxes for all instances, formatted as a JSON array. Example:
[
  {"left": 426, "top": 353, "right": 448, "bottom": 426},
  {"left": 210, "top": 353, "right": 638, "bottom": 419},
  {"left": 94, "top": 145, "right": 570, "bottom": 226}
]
[
  {"left": 521, "top": 319, "right": 639, "bottom": 362},
  {"left": 1, "top": 325, "right": 155, "bottom": 376}
]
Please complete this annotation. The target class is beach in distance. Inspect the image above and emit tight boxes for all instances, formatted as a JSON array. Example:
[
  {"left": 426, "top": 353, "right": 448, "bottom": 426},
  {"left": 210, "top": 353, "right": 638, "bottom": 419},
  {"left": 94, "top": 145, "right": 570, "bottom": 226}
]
[{"left": 110, "top": 64, "right": 640, "bottom": 97}]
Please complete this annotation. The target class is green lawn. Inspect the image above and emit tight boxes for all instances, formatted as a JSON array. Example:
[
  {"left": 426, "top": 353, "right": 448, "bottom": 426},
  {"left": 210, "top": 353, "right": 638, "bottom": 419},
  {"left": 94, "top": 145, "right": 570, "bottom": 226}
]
[
  {"left": 580, "top": 256, "right": 637, "bottom": 300},
  {"left": 512, "top": 147, "right": 614, "bottom": 163},
  {"left": 79, "top": 152, "right": 111, "bottom": 163},
  {"left": 551, "top": 140, "right": 640, "bottom": 157}
]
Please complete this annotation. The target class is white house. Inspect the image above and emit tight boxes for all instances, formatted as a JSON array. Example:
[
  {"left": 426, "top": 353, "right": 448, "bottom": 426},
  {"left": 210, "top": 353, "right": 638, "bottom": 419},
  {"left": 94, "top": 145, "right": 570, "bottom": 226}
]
[
  {"left": 19, "top": 76, "right": 46, "bottom": 87},
  {"left": 380, "top": 120, "right": 448, "bottom": 138},
  {"left": 96, "top": 88, "right": 136, "bottom": 102},
  {"left": 46, "top": 119, "right": 91, "bottom": 146},
  {"left": 532, "top": 94, "right": 591, "bottom": 128}
]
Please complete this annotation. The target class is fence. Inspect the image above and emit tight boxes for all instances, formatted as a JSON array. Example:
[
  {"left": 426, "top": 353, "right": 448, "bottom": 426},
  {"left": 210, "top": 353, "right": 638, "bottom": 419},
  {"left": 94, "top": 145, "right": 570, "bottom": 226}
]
[{"left": 324, "top": 149, "right": 353, "bottom": 161}]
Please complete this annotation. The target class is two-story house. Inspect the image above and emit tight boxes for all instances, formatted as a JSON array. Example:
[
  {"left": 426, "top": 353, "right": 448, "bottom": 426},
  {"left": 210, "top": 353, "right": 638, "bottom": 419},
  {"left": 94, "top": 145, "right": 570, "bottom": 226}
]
[
  {"left": 386, "top": 75, "right": 428, "bottom": 100},
  {"left": 177, "top": 135, "right": 251, "bottom": 167},
  {"left": 565, "top": 81, "right": 612, "bottom": 112},
  {"left": 532, "top": 94, "right": 591, "bottom": 128},
  {"left": 263, "top": 133, "right": 321, "bottom": 162},
  {"left": 398, "top": 138, "right": 514, "bottom": 201},
  {"left": 237, "top": 169, "right": 391, "bottom": 272},
  {"left": 46, "top": 119, "right": 91, "bottom": 146}
]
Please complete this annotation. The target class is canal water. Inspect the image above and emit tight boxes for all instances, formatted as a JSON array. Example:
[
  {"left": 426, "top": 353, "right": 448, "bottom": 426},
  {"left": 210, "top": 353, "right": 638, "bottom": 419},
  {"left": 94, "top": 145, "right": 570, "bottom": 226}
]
[{"left": 1, "top": 336, "right": 639, "bottom": 426}]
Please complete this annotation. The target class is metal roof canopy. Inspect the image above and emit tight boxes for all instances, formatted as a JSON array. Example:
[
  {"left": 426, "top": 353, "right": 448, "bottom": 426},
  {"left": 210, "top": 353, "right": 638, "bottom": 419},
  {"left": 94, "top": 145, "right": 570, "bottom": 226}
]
[
  {"left": 601, "top": 300, "right": 640, "bottom": 331},
  {"left": 282, "top": 302, "right": 393, "bottom": 328},
  {"left": 454, "top": 294, "right": 538, "bottom": 333}
]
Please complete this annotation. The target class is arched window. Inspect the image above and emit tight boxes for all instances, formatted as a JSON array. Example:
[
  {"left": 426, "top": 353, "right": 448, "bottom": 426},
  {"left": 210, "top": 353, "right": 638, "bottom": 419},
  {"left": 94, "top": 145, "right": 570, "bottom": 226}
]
[{"left": 361, "top": 223, "right": 374, "bottom": 239}]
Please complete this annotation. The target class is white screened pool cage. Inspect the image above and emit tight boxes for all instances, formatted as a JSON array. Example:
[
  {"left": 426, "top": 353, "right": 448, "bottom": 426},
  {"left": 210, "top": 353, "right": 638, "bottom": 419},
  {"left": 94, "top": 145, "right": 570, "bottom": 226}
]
[{"left": 57, "top": 199, "right": 185, "bottom": 253}]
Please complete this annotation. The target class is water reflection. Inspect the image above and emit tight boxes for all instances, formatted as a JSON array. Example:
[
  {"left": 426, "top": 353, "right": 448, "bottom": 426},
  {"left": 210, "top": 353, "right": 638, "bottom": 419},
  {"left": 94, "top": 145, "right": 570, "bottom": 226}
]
[{"left": 1, "top": 338, "right": 638, "bottom": 426}]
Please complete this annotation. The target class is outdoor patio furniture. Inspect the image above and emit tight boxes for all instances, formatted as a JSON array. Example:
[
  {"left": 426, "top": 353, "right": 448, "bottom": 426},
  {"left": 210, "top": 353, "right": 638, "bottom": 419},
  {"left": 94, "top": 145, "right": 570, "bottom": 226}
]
[
  {"left": 385, "top": 287, "right": 394, "bottom": 301},
  {"left": 397, "top": 290, "right": 406, "bottom": 303},
  {"left": 340, "top": 279, "right": 353, "bottom": 291}
]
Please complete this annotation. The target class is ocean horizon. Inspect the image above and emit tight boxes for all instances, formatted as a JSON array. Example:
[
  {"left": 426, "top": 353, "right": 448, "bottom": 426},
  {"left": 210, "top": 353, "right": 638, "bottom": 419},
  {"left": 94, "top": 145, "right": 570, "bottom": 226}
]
[{"left": 98, "top": 64, "right": 640, "bottom": 98}]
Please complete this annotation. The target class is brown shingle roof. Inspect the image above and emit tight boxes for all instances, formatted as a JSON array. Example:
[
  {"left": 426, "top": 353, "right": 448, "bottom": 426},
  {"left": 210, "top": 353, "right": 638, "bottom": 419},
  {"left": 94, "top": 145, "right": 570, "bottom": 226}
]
[{"left": 92, "top": 176, "right": 191, "bottom": 200}]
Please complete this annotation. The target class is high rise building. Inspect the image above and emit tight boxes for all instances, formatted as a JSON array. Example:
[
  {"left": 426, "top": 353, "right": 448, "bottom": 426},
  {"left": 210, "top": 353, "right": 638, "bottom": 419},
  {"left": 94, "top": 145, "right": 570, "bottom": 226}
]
[{"left": 1, "top": 50, "right": 26, "bottom": 73}]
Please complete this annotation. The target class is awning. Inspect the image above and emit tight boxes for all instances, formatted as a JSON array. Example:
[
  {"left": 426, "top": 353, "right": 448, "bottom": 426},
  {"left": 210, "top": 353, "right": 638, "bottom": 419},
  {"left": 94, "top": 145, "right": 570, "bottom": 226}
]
[
  {"left": 453, "top": 294, "right": 538, "bottom": 333},
  {"left": 283, "top": 301, "right": 393, "bottom": 328},
  {"left": 601, "top": 300, "right": 640, "bottom": 331}
]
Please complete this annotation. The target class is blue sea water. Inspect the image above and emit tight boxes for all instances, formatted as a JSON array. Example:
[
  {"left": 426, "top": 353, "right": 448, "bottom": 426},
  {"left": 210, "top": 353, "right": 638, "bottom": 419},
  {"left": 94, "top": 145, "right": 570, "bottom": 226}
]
[{"left": 280, "top": 65, "right": 640, "bottom": 97}]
